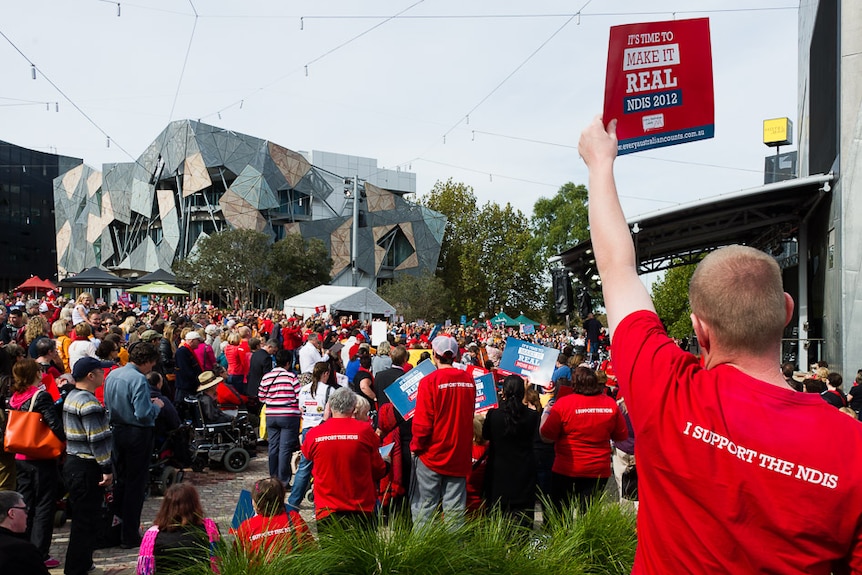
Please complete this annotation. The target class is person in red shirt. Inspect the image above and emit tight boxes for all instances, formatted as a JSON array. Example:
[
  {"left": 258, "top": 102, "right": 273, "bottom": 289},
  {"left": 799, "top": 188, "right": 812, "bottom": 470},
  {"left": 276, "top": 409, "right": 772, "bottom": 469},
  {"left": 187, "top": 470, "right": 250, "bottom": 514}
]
[
  {"left": 578, "top": 117, "right": 862, "bottom": 574},
  {"left": 236, "top": 477, "right": 313, "bottom": 558},
  {"left": 540, "top": 366, "right": 627, "bottom": 514},
  {"left": 409, "top": 335, "right": 475, "bottom": 532},
  {"left": 302, "top": 387, "right": 387, "bottom": 533}
]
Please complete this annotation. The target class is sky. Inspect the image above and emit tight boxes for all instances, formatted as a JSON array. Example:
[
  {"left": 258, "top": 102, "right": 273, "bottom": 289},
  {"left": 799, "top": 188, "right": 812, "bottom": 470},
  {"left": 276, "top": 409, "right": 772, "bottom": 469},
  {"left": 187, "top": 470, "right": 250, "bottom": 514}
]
[{"left": 1, "top": 0, "right": 799, "bottom": 220}]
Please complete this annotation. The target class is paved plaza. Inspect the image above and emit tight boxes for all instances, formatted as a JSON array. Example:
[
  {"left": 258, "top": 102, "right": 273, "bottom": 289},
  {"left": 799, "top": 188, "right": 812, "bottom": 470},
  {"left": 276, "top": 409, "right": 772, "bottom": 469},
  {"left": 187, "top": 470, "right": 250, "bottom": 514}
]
[{"left": 47, "top": 453, "right": 314, "bottom": 575}]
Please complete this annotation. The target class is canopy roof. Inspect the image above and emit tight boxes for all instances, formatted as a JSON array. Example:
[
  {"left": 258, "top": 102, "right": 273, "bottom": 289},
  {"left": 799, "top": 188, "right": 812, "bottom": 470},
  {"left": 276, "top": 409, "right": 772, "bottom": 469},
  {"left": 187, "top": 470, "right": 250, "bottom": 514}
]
[
  {"left": 283, "top": 285, "right": 395, "bottom": 319},
  {"left": 132, "top": 269, "right": 178, "bottom": 285},
  {"left": 127, "top": 281, "right": 189, "bottom": 295},
  {"left": 14, "top": 276, "right": 59, "bottom": 293},
  {"left": 559, "top": 173, "right": 835, "bottom": 290},
  {"left": 58, "top": 267, "right": 128, "bottom": 288},
  {"left": 490, "top": 311, "right": 518, "bottom": 327},
  {"left": 514, "top": 314, "right": 540, "bottom": 326}
]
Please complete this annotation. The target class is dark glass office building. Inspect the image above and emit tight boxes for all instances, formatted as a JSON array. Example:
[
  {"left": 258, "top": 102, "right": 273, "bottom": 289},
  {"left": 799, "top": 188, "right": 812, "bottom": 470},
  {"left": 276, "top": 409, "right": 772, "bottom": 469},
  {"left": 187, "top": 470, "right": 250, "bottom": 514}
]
[{"left": 0, "top": 140, "right": 81, "bottom": 292}]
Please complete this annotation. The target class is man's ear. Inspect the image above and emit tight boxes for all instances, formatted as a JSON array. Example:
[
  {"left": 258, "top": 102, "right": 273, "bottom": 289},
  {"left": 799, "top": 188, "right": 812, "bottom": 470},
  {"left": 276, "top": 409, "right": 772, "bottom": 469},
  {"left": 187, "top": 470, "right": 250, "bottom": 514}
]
[
  {"left": 783, "top": 292, "right": 795, "bottom": 327},
  {"left": 691, "top": 313, "right": 710, "bottom": 354}
]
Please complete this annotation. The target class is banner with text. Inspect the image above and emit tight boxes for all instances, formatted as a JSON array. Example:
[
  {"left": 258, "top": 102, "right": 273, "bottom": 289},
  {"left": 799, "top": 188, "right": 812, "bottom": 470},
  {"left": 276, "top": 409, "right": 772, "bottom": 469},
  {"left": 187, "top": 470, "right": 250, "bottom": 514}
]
[
  {"left": 384, "top": 359, "right": 436, "bottom": 420},
  {"left": 473, "top": 373, "right": 498, "bottom": 414},
  {"left": 603, "top": 17, "right": 714, "bottom": 155},
  {"left": 497, "top": 337, "right": 558, "bottom": 390}
]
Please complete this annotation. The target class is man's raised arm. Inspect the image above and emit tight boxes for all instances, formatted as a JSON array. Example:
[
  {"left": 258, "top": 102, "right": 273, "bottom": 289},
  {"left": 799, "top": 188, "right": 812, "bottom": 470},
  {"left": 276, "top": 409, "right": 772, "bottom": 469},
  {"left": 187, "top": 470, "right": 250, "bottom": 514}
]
[{"left": 578, "top": 116, "right": 655, "bottom": 335}]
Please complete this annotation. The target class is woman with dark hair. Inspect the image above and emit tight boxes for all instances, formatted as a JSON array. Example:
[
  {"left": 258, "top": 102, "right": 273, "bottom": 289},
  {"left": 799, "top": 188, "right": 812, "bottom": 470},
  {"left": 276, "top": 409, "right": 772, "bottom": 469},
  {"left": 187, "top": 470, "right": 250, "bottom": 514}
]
[
  {"left": 136, "top": 483, "right": 221, "bottom": 575},
  {"left": 352, "top": 353, "right": 376, "bottom": 407},
  {"left": 8, "top": 358, "right": 65, "bottom": 568},
  {"left": 482, "top": 374, "right": 539, "bottom": 527},
  {"left": 540, "top": 366, "right": 628, "bottom": 514},
  {"left": 236, "top": 477, "right": 313, "bottom": 557}
]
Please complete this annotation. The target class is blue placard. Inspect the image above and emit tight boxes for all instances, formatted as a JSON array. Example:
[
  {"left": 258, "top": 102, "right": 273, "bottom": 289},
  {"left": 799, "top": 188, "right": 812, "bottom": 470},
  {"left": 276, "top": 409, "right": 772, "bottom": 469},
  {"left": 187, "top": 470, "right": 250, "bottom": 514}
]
[
  {"left": 230, "top": 489, "right": 254, "bottom": 530},
  {"left": 460, "top": 315, "right": 467, "bottom": 325},
  {"left": 521, "top": 324, "right": 535, "bottom": 335},
  {"left": 497, "top": 337, "right": 559, "bottom": 388},
  {"left": 383, "top": 359, "right": 436, "bottom": 420},
  {"left": 473, "top": 373, "right": 498, "bottom": 414},
  {"left": 428, "top": 325, "right": 440, "bottom": 341},
  {"left": 140, "top": 295, "right": 149, "bottom": 312}
]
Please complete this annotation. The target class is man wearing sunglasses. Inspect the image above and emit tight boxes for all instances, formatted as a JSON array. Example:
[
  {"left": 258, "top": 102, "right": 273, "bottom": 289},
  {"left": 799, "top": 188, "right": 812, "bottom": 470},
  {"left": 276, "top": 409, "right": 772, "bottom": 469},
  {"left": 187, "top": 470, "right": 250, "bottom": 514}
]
[{"left": 0, "top": 491, "right": 49, "bottom": 574}]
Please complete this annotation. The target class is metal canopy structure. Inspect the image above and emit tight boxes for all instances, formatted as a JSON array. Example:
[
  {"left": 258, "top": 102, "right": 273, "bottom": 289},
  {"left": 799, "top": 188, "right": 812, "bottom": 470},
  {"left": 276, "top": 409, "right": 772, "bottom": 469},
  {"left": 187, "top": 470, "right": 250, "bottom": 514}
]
[
  {"left": 557, "top": 172, "right": 835, "bottom": 371},
  {"left": 559, "top": 173, "right": 835, "bottom": 283}
]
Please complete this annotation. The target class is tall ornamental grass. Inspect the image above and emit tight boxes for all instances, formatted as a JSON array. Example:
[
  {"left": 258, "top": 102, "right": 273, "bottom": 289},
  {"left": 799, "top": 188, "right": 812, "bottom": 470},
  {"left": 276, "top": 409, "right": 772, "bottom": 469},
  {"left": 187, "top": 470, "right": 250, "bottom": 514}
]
[{"left": 193, "top": 498, "right": 636, "bottom": 575}]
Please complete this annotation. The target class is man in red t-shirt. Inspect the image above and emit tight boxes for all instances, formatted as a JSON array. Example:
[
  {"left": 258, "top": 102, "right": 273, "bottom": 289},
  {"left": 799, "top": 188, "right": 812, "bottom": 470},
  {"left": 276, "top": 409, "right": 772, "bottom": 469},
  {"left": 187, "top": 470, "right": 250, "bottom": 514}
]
[
  {"left": 302, "top": 387, "right": 386, "bottom": 532},
  {"left": 579, "top": 117, "right": 862, "bottom": 574},
  {"left": 409, "top": 336, "right": 475, "bottom": 531}
]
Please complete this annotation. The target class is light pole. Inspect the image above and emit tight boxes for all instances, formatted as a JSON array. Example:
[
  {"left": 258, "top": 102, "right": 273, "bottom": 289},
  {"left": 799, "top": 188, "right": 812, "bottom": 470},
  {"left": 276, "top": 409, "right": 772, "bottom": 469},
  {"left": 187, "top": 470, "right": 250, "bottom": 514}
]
[{"left": 351, "top": 174, "right": 359, "bottom": 287}]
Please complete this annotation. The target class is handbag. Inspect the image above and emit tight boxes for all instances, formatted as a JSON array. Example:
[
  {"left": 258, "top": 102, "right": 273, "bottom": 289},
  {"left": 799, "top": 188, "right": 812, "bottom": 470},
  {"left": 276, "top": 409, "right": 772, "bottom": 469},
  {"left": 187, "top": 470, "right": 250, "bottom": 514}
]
[{"left": 3, "top": 391, "right": 65, "bottom": 459}]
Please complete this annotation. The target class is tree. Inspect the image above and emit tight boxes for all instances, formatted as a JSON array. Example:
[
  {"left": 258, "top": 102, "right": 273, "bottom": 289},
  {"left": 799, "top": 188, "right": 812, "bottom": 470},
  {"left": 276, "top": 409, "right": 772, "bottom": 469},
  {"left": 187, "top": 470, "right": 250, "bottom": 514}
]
[
  {"left": 651, "top": 263, "right": 697, "bottom": 338},
  {"left": 265, "top": 234, "right": 332, "bottom": 301},
  {"left": 476, "top": 202, "right": 543, "bottom": 314},
  {"left": 377, "top": 273, "right": 453, "bottom": 323},
  {"left": 529, "top": 182, "right": 590, "bottom": 264},
  {"left": 175, "top": 228, "right": 271, "bottom": 307},
  {"left": 422, "top": 179, "right": 482, "bottom": 317}
]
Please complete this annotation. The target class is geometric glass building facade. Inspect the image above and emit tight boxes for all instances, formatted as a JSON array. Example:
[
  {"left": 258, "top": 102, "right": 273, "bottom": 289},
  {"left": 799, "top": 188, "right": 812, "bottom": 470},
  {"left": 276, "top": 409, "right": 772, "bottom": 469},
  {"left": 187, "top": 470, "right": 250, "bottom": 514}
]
[{"left": 53, "top": 120, "right": 445, "bottom": 291}]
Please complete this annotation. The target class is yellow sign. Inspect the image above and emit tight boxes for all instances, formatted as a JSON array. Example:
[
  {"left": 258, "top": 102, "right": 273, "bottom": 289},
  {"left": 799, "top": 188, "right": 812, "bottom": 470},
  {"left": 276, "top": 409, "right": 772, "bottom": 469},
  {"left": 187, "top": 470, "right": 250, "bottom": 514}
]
[{"left": 763, "top": 117, "right": 792, "bottom": 147}]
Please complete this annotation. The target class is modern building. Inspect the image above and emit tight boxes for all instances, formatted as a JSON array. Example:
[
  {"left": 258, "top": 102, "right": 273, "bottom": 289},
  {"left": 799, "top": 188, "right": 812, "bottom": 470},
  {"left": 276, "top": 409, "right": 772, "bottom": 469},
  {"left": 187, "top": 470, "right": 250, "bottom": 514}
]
[
  {"left": 558, "top": 0, "right": 861, "bottom": 376},
  {"left": 53, "top": 120, "right": 445, "bottom": 291},
  {"left": 0, "top": 140, "right": 80, "bottom": 291}
]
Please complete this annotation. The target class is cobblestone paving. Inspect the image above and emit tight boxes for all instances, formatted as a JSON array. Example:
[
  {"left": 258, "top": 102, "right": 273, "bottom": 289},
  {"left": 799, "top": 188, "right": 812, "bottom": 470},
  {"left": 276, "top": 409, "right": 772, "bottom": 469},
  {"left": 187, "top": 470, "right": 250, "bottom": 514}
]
[{"left": 47, "top": 453, "right": 316, "bottom": 575}]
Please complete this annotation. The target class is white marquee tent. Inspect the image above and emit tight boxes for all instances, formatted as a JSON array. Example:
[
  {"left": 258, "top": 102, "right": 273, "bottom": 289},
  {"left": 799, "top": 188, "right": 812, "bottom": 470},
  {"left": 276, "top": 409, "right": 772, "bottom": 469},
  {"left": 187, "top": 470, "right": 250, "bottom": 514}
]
[{"left": 283, "top": 285, "right": 396, "bottom": 320}]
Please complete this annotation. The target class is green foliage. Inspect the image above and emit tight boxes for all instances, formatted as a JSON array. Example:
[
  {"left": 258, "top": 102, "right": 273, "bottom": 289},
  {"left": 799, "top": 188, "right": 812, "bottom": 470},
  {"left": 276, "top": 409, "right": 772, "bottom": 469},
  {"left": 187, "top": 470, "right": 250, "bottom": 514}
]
[
  {"left": 264, "top": 234, "right": 332, "bottom": 301},
  {"left": 174, "top": 228, "right": 271, "bottom": 307},
  {"left": 201, "top": 500, "right": 637, "bottom": 575},
  {"left": 422, "top": 179, "right": 543, "bottom": 320},
  {"left": 651, "top": 264, "right": 697, "bottom": 338},
  {"left": 529, "top": 182, "right": 590, "bottom": 264},
  {"left": 377, "top": 273, "right": 453, "bottom": 323},
  {"left": 174, "top": 229, "right": 332, "bottom": 307}
]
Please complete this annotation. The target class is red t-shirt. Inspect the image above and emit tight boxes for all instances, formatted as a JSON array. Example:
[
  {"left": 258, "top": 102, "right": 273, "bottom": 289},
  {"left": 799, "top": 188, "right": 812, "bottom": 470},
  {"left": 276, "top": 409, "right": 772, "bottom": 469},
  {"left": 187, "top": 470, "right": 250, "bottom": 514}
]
[
  {"left": 236, "top": 511, "right": 313, "bottom": 557},
  {"left": 410, "top": 366, "right": 476, "bottom": 477},
  {"left": 614, "top": 310, "right": 862, "bottom": 574},
  {"left": 540, "top": 391, "right": 627, "bottom": 478},
  {"left": 302, "top": 417, "right": 387, "bottom": 520}
]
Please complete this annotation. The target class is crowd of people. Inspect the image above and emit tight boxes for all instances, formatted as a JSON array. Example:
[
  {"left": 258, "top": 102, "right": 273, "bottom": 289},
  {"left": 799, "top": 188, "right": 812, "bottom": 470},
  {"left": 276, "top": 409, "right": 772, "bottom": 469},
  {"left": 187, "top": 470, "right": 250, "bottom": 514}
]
[{"left": 0, "top": 220, "right": 860, "bottom": 573}]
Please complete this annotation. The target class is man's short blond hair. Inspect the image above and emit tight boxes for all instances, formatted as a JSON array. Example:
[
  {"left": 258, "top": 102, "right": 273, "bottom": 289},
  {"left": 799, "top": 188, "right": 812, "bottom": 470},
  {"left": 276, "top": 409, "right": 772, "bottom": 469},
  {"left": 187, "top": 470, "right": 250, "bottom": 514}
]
[{"left": 689, "top": 245, "right": 787, "bottom": 355}]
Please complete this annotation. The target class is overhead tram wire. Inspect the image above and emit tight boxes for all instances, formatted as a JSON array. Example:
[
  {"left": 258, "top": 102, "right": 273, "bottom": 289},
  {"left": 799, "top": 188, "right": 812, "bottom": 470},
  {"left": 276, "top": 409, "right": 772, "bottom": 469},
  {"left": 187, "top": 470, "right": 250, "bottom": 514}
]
[
  {"left": 200, "top": 0, "right": 425, "bottom": 121},
  {"left": 167, "top": 0, "right": 199, "bottom": 122},
  {"left": 440, "top": 2, "right": 588, "bottom": 143},
  {"left": 0, "top": 26, "right": 142, "bottom": 168},
  {"left": 205, "top": 6, "right": 798, "bottom": 21},
  {"left": 470, "top": 130, "right": 764, "bottom": 174}
]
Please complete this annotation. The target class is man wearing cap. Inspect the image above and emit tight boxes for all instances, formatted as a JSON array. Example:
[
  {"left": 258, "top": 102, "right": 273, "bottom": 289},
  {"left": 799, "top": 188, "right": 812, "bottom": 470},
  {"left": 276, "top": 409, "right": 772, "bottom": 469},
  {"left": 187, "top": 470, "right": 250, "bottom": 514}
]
[
  {"left": 410, "top": 335, "right": 475, "bottom": 532},
  {"left": 63, "top": 357, "right": 115, "bottom": 574},
  {"left": 103, "top": 343, "right": 163, "bottom": 549},
  {"left": 174, "top": 331, "right": 204, "bottom": 408}
]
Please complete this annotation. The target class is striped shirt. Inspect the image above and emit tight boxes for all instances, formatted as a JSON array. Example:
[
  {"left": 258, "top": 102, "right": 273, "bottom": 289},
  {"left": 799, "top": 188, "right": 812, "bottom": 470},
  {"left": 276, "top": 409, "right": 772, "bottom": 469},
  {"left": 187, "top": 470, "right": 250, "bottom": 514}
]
[
  {"left": 63, "top": 387, "right": 113, "bottom": 471},
  {"left": 258, "top": 367, "right": 301, "bottom": 417}
]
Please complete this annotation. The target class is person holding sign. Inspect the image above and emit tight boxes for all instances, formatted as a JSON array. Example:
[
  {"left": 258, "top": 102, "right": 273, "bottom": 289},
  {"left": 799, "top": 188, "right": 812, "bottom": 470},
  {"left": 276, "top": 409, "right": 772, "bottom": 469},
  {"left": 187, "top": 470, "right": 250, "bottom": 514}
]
[
  {"left": 409, "top": 336, "right": 476, "bottom": 532},
  {"left": 578, "top": 116, "right": 862, "bottom": 573}
]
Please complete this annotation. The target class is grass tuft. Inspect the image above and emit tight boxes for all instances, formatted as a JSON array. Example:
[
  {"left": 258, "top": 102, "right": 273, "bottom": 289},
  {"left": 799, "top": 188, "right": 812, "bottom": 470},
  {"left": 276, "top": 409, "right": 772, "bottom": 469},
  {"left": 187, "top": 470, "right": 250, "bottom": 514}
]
[{"left": 189, "top": 499, "right": 637, "bottom": 575}]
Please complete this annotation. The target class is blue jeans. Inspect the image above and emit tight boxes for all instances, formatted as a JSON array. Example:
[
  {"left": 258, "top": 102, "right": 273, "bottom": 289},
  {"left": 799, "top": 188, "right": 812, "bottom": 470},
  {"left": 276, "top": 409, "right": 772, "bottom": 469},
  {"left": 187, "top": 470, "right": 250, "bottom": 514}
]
[
  {"left": 287, "top": 429, "right": 312, "bottom": 511},
  {"left": 266, "top": 414, "right": 300, "bottom": 487}
]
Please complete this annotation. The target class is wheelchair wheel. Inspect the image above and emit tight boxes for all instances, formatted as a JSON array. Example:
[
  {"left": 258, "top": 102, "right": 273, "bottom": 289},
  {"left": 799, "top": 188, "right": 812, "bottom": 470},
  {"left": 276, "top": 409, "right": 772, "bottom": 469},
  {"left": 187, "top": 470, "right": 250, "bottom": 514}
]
[
  {"left": 54, "top": 509, "right": 67, "bottom": 528},
  {"left": 223, "top": 447, "right": 250, "bottom": 473},
  {"left": 153, "top": 466, "right": 179, "bottom": 496}
]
